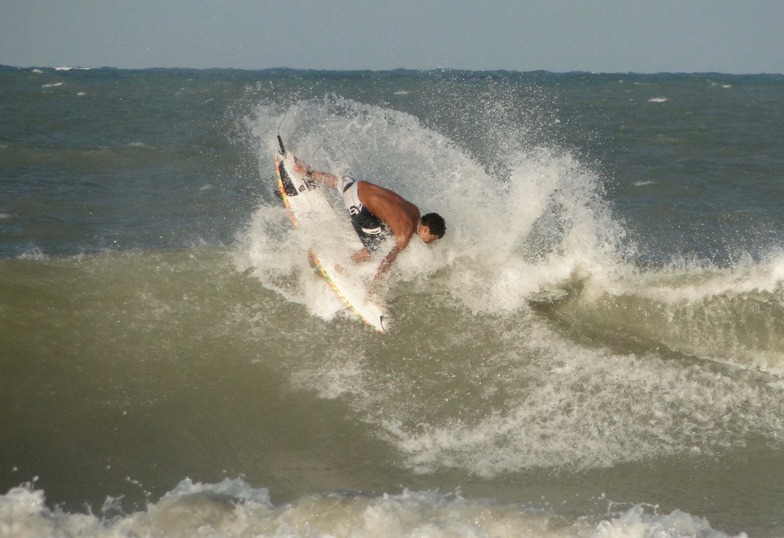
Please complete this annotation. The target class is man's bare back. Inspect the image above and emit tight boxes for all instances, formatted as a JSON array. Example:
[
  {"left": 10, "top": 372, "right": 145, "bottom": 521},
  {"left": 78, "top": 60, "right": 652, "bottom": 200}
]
[{"left": 294, "top": 160, "right": 445, "bottom": 292}]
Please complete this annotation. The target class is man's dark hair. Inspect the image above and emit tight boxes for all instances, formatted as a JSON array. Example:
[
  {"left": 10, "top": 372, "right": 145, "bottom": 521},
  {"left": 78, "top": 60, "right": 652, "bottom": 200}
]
[{"left": 421, "top": 213, "right": 446, "bottom": 238}]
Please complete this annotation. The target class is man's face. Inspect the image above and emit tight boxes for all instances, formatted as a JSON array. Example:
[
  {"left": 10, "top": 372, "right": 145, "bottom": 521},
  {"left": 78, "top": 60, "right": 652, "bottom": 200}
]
[{"left": 418, "top": 224, "right": 440, "bottom": 244}]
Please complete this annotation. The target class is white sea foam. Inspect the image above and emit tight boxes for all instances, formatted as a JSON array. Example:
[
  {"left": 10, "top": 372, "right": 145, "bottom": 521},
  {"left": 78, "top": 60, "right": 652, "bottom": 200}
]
[
  {"left": 0, "top": 479, "right": 745, "bottom": 538},
  {"left": 16, "top": 247, "right": 48, "bottom": 261},
  {"left": 648, "top": 97, "right": 668, "bottom": 103},
  {"left": 379, "top": 317, "right": 784, "bottom": 474},
  {"left": 622, "top": 254, "right": 784, "bottom": 304}
]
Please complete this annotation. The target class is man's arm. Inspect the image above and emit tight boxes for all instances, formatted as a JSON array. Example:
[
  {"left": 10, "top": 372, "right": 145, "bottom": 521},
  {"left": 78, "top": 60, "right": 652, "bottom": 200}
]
[
  {"left": 292, "top": 160, "right": 338, "bottom": 188},
  {"left": 310, "top": 169, "right": 339, "bottom": 189},
  {"left": 368, "top": 235, "right": 411, "bottom": 295}
]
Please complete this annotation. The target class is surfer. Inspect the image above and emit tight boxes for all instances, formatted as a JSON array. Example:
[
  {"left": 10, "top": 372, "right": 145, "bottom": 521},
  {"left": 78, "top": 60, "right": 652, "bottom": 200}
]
[{"left": 293, "top": 160, "right": 446, "bottom": 293}]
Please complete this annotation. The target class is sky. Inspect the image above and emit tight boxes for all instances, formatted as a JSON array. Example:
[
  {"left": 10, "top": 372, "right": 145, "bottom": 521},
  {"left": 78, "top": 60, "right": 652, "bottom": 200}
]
[{"left": 2, "top": 0, "right": 783, "bottom": 74}]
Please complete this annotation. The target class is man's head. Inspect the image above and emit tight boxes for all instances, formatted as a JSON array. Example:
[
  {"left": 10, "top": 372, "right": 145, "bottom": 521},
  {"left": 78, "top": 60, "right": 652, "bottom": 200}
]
[{"left": 418, "top": 213, "right": 446, "bottom": 244}]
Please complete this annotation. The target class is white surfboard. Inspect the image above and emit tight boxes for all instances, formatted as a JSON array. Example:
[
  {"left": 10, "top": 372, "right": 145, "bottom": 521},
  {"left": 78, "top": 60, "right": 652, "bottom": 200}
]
[{"left": 274, "top": 139, "right": 386, "bottom": 333}]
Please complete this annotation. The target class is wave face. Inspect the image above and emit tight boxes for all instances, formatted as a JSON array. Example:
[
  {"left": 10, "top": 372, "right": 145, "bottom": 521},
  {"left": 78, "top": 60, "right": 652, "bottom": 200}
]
[{"left": 2, "top": 67, "right": 784, "bottom": 536}]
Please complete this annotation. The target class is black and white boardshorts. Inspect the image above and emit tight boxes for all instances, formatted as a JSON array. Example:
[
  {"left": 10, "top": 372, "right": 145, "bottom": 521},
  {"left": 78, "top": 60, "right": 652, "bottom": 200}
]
[{"left": 338, "top": 175, "right": 388, "bottom": 252}]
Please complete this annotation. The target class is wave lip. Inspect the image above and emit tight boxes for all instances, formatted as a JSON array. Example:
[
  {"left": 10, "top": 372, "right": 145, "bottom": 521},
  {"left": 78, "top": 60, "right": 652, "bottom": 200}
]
[{"left": 560, "top": 253, "right": 784, "bottom": 374}]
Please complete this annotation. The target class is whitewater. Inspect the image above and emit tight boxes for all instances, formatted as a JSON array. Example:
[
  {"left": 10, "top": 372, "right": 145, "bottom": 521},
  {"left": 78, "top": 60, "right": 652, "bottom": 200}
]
[{"left": 1, "top": 66, "right": 783, "bottom": 536}]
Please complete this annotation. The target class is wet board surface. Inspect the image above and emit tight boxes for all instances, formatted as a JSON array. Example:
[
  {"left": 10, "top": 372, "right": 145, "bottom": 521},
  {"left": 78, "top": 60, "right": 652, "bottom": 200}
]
[{"left": 274, "top": 147, "right": 386, "bottom": 333}]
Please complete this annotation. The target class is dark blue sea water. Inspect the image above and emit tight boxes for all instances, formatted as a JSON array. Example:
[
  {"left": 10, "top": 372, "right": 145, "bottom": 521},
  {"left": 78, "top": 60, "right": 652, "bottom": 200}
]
[{"left": 1, "top": 65, "right": 783, "bottom": 536}]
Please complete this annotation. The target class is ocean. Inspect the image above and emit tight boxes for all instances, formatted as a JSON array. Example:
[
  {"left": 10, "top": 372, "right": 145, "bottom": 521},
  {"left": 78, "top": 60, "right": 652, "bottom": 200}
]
[{"left": 1, "top": 65, "right": 783, "bottom": 537}]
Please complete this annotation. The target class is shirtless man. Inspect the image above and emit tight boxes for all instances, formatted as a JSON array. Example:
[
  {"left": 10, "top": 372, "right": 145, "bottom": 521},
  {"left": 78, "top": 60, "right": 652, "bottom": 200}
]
[{"left": 293, "top": 160, "right": 446, "bottom": 293}]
